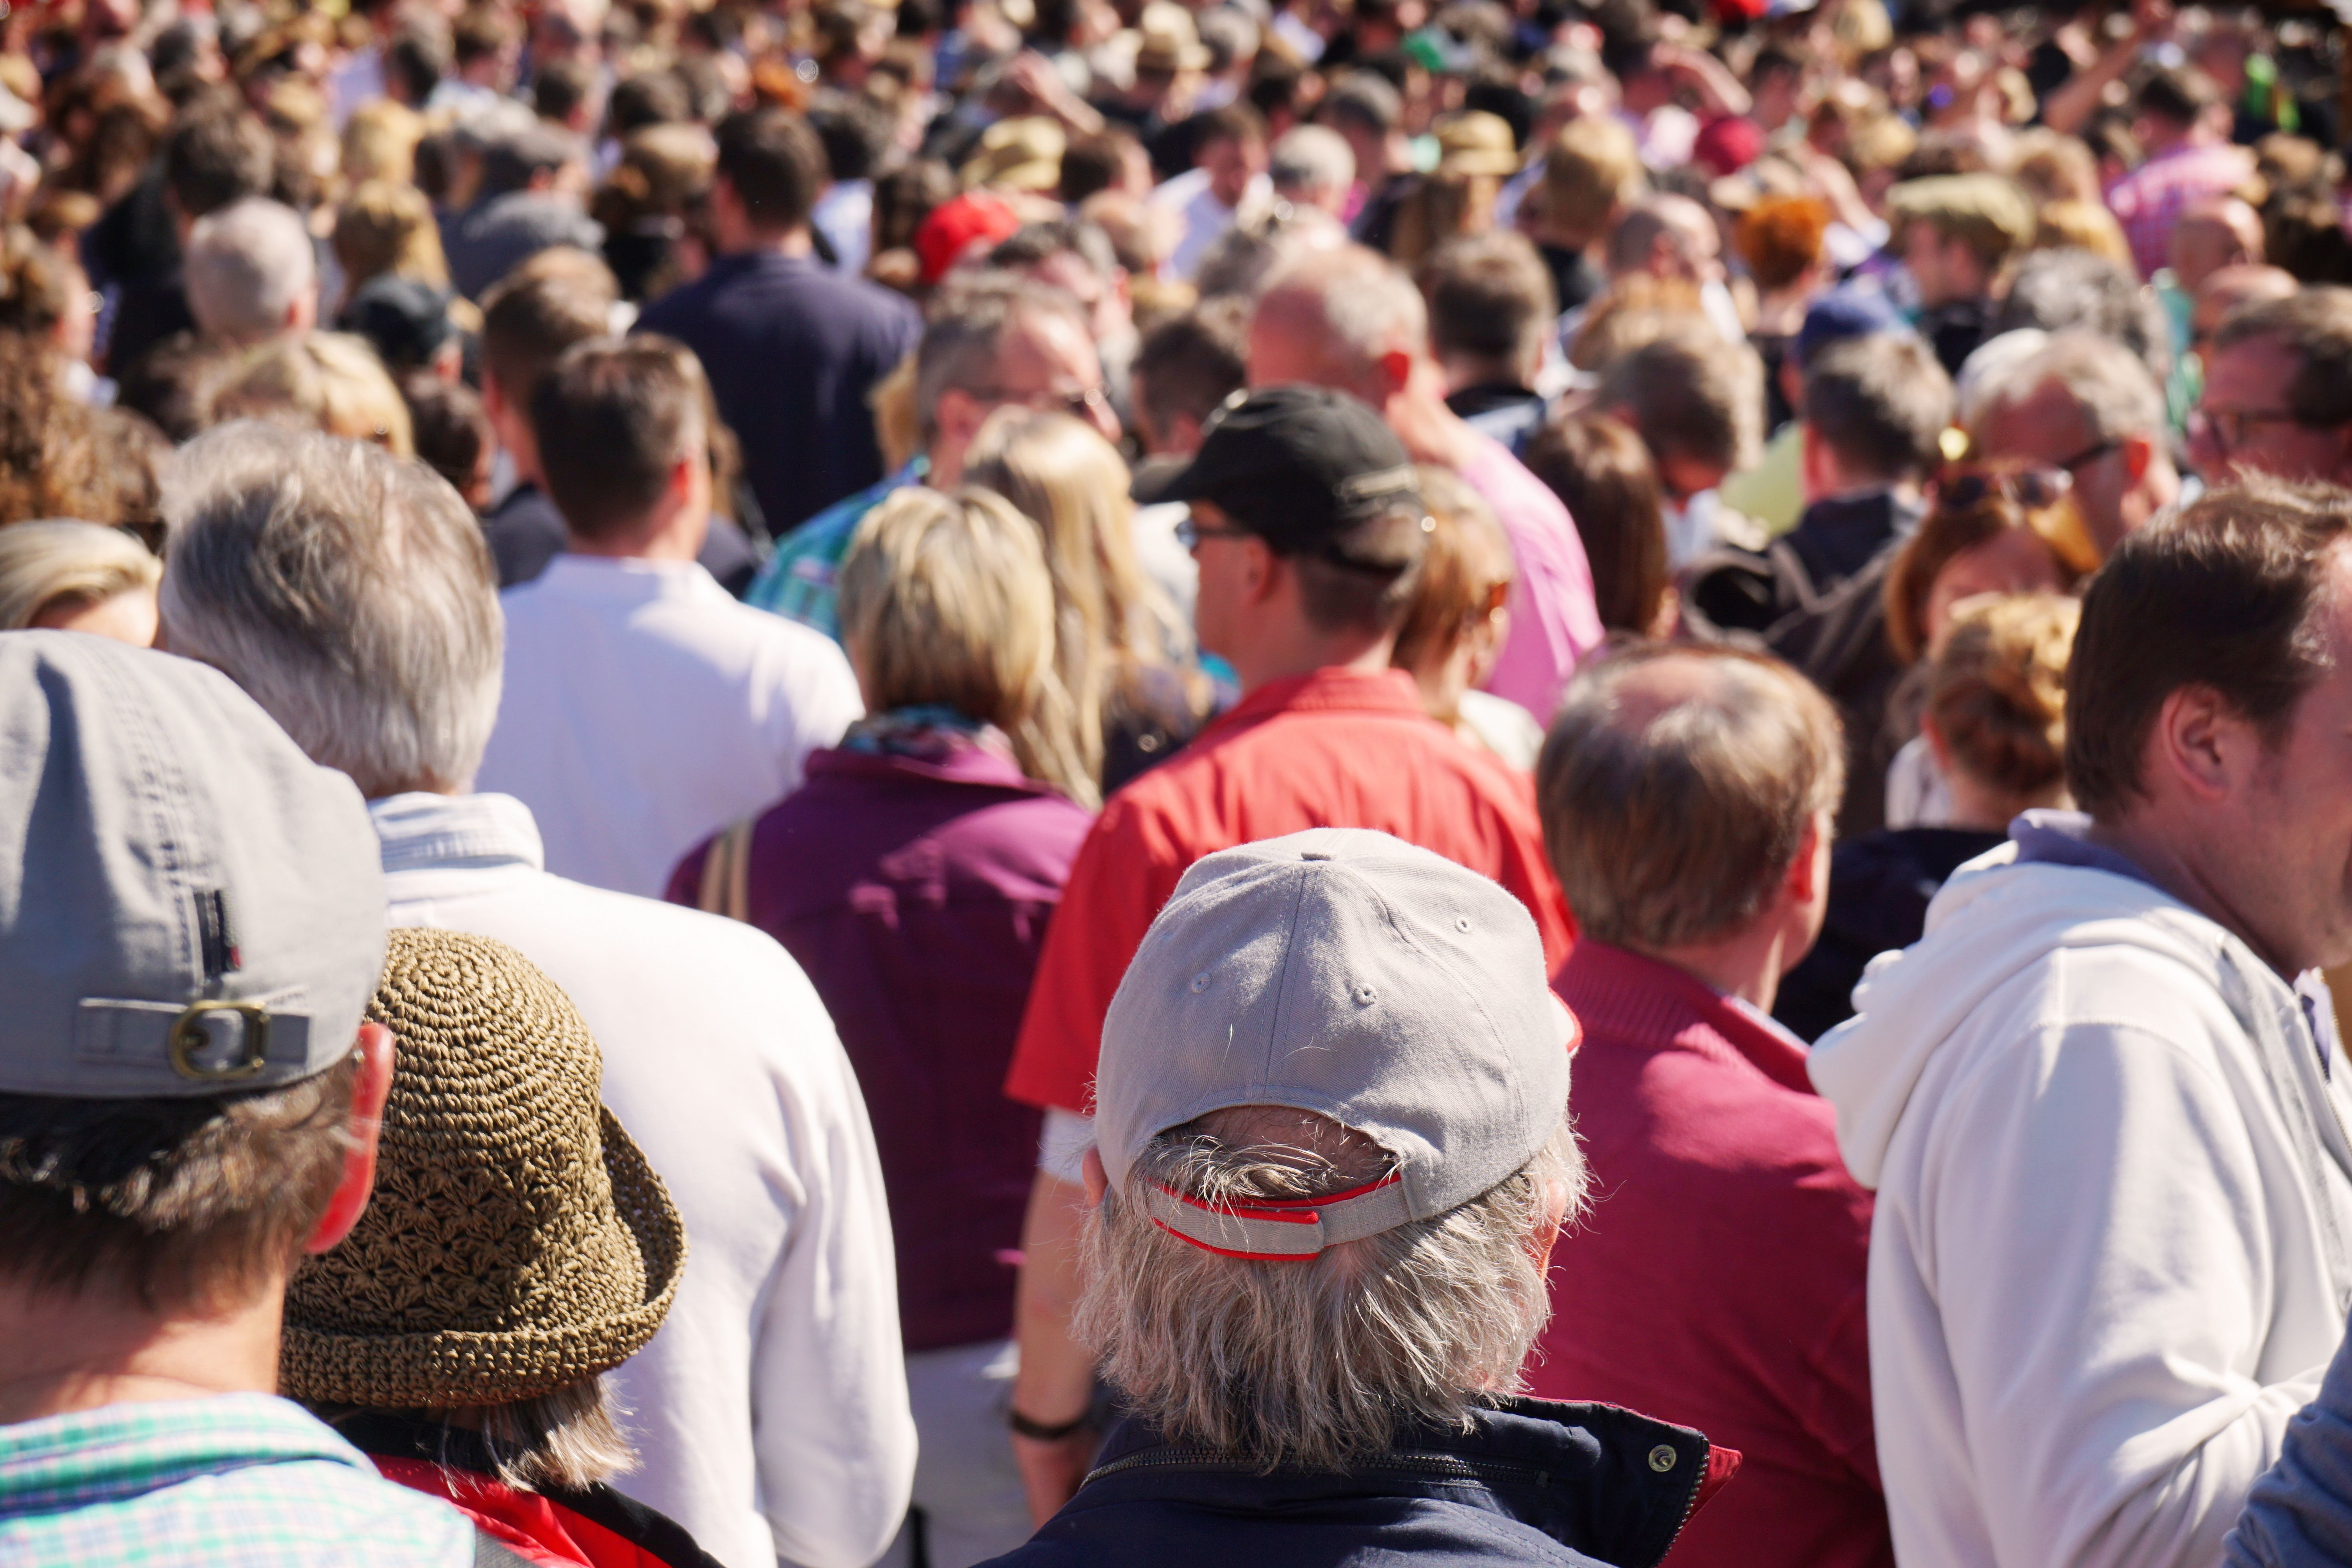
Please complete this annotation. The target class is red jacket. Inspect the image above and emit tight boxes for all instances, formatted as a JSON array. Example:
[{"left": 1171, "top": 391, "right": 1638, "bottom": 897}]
[
  {"left": 336, "top": 1414, "right": 722, "bottom": 1568},
  {"left": 1527, "top": 940, "right": 1890, "bottom": 1568}
]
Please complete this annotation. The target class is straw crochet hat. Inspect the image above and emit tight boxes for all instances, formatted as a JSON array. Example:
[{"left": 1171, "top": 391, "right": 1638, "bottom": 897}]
[{"left": 282, "top": 928, "right": 685, "bottom": 1409}]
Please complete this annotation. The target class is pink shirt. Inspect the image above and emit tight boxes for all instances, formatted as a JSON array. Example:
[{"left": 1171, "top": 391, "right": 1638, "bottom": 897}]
[{"left": 1454, "top": 429, "right": 1606, "bottom": 725}]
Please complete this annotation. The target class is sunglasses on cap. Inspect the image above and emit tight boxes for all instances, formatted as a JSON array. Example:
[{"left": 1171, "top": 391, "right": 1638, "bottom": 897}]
[{"left": 1928, "top": 463, "right": 2104, "bottom": 575}]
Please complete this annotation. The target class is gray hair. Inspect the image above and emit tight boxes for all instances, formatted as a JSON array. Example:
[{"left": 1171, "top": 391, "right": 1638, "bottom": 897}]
[
  {"left": 1968, "top": 328, "right": 2167, "bottom": 445},
  {"left": 186, "top": 198, "right": 317, "bottom": 345},
  {"left": 1993, "top": 248, "right": 2169, "bottom": 386},
  {"left": 1256, "top": 245, "right": 1427, "bottom": 388},
  {"left": 0, "top": 520, "right": 159, "bottom": 630},
  {"left": 914, "top": 274, "right": 1088, "bottom": 437},
  {"left": 1076, "top": 1105, "right": 1581, "bottom": 1472},
  {"left": 158, "top": 421, "right": 501, "bottom": 799},
  {"left": 1270, "top": 125, "right": 1355, "bottom": 199}
]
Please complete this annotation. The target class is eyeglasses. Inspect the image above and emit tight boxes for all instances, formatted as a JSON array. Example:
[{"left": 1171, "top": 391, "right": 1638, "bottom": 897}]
[
  {"left": 1175, "top": 515, "right": 1254, "bottom": 551},
  {"left": 2188, "top": 406, "right": 2312, "bottom": 454},
  {"left": 975, "top": 383, "right": 1115, "bottom": 423},
  {"left": 1930, "top": 464, "right": 2073, "bottom": 513},
  {"left": 2053, "top": 438, "right": 2121, "bottom": 474}
]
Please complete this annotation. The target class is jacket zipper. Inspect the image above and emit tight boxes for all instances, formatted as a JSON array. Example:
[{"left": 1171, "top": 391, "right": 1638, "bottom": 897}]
[{"left": 1650, "top": 1438, "right": 1712, "bottom": 1568}]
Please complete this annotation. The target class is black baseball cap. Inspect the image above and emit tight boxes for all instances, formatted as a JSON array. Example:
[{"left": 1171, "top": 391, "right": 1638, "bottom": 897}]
[{"left": 1164, "top": 384, "right": 1425, "bottom": 564}]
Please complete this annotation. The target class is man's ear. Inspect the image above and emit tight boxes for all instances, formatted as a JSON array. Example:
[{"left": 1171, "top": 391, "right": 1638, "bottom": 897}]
[
  {"left": 1081, "top": 1144, "right": 1107, "bottom": 1207},
  {"left": 1784, "top": 809, "right": 1829, "bottom": 905},
  {"left": 1240, "top": 533, "right": 1281, "bottom": 605},
  {"left": 2121, "top": 432, "right": 2156, "bottom": 486},
  {"left": 2148, "top": 683, "right": 2243, "bottom": 805},
  {"left": 304, "top": 1022, "right": 395, "bottom": 1255},
  {"left": 1375, "top": 347, "right": 1413, "bottom": 400}
]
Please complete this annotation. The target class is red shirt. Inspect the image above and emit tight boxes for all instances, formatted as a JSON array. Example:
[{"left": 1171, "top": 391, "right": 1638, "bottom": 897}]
[
  {"left": 1005, "top": 666, "right": 1572, "bottom": 1114},
  {"left": 1527, "top": 939, "right": 1888, "bottom": 1568}
]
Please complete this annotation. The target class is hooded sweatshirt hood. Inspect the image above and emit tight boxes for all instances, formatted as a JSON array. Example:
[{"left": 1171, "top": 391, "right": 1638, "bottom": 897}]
[{"left": 1810, "top": 812, "right": 2328, "bottom": 1190}]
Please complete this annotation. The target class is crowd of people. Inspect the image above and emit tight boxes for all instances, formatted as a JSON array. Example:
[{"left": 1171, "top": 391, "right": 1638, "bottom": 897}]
[{"left": 2, "top": 0, "right": 2352, "bottom": 1564}]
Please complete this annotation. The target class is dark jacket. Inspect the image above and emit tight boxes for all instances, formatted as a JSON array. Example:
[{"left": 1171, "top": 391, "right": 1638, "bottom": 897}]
[
  {"left": 979, "top": 1398, "right": 1734, "bottom": 1568},
  {"left": 1774, "top": 826, "right": 2008, "bottom": 1042},
  {"left": 636, "top": 251, "right": 921, "bottom": 534},
  {"left": 1680, "top": 533, "right": 1909, "bottom": 838},
  {"left": 334, "top": 1412, "right": 723, "bottom": 1568},
  {"left": 666, "top": 738, "right": 1092, "bottom": 1350}
]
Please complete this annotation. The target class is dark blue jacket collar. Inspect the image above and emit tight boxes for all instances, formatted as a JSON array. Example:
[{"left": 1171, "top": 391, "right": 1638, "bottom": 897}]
[{"left": 1060, "top": 1396, "right": 1718, "bottom": 1568}]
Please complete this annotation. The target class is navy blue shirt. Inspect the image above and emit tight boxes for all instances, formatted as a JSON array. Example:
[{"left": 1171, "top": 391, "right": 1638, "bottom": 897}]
[{"left": 637, "top": 251, "right": 921, "bottom": 535}]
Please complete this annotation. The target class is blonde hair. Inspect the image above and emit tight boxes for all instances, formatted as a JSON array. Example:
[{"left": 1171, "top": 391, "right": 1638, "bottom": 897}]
[
  {"left": 1390, "top": 466, "right": 1513, "bottom": 715},
  {"left": 837, "top": 485, "right": 1094, "bottom": 804},
  {"left": 0, "top": 519, "right": 159, "bottom": 630},
  {"left": 2033, "top": 201, "right": 2134, "bottom": 269},
  {"left": 964, "top": 408, "right": 1195, "bottom": 794},
  {"left": 333, "top": 180, "right": 450, "bottom": 290},
  {"left": 1927, "top": 592, "right": 2079, "bottom": 799},
  {"left": 343, "top": 100, "right": 425, "bottom": 186},
  {"left": 208, "top": 333, "right": 415, "bottom": 457}
]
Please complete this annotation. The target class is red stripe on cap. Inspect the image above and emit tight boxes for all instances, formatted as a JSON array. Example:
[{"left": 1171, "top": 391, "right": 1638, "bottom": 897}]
[
  {"left": 1150, "top": 1169, "right": 1403, "bottom": 1223},
  {"left": 1146, "top": 1215, "right": 1321, "bottom": 1262}
]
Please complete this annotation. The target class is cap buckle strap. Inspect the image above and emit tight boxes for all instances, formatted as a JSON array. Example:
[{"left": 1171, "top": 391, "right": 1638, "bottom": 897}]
[
  {"left": 167, "top": 1001, "right": 273, "bottom": 1081},
  {"left": 1140, "top": 1171, "right": 1411, "bottom": 1261}
]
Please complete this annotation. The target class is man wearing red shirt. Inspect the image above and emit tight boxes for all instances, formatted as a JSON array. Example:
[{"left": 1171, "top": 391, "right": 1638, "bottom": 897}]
[
  {"left": 1527, "top": 642, "right": 1890, "bottom": 1568},
  {"left": 1001, "top": 385, "right": 1573, "bottom": 1520}
]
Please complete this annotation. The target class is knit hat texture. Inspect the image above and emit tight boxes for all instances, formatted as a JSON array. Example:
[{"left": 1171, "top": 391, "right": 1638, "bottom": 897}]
[{"left": 282, "top": 928, "right": 685, "bottom": 1408}]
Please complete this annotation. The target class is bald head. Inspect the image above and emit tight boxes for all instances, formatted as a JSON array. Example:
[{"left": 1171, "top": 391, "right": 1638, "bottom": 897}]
[
  {"left": 1248, "top": 245, "right": 1428, "bottom": 406},
  {"left": 1605, "top": 195, "right": 1722, "bottom": 284},
  {"left": 1536, "top": 646, "right": 1843, "bottom": 953},
  {"left": 2170, "top": 196, "right": 2265, "bottom": 293},
  {"left": 2193, "top": 264, "right": 2299, "bottom": 346}
]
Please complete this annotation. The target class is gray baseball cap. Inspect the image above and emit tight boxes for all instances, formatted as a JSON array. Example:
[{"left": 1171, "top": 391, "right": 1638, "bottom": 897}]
[
  {"left": 1096, "top": 828, "right": 1576, "bottom": 1259},
  {"left": 0, "top": 632, "right": 387, "bottom": 1098}
]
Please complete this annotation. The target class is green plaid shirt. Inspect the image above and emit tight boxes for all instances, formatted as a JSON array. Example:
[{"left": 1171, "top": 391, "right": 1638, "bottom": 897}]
[
  {"left": 0, "top": 1394, "right": 474, "bottom": 1567},
  {"left": 743, "top": 458, "right": 925, "bottom": 638}
]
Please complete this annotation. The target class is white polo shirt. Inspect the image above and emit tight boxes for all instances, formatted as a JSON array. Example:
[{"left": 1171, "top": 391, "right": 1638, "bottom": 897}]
[{"left": 477, "top": 555, "right": 863, "bottom": 898}]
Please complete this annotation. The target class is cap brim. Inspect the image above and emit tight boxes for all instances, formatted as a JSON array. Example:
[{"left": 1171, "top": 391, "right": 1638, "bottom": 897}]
[{"left": 279, "top": 1106, "right": 686, "bottom": 1409}]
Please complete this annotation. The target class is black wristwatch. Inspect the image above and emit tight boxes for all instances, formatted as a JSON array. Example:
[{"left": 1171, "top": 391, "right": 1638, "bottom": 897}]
[{"left": 1007, "top": 1406, "right": 1092, "bottom": 1442}]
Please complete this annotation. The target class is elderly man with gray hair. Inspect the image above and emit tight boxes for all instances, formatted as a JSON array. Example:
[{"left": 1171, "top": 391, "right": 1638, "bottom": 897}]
[
  {"left": 184, "top": 196, "right": 318, "bottom": 346},
  {"left": 977, "top": 827, "right": 1726, "bottom": 1566},
  {"left": 1965, "top": 328, "right": 2180, "bottom": 559},
  {"left": 155, "top": 420, "right": 916, "bottom": 1568}
]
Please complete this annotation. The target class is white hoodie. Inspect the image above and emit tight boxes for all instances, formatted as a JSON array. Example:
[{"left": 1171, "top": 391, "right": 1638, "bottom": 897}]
[{"left": 1810, "top": 819, "right": 2352, "bottom": 1568}]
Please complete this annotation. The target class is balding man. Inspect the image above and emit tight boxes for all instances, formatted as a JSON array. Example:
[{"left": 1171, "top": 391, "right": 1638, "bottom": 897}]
[
  {"left": 1606, "top": 193, "right": 1744, "bottom": 343},
  {"left": 2170, "top": 195, "right": 2266, "bottom": 293},
  {"left": 184, "top": 197, "right": 318, "bottom": 347},
  {"left": 1967, "top": 329, "right": 2180, "bottom": 558},
  {"left": 2193, "top": 264, "right": 2300, "bottom": 352},
  {"left": 2191, "top": 287, "right": 2352, "bottom": 488},
  {"left": 1249, "top": 244, "right": 1602, "bottom": 721}
]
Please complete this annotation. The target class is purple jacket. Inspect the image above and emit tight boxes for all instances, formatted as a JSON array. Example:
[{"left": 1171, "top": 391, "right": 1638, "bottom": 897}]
[{"left": 668, "top": 742, "right": 1092, "bottom": 1351}]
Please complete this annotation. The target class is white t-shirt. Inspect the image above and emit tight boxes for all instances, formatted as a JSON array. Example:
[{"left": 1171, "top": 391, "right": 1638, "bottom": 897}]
[
  {"left": 371, "top": 790, "right": 914, "bottom": 1568},
  {"left": 477, "top": 554, "right": 863, "bottom": 898},
  {"left": 1150, "top": 166, "right": 1272, "bottom": 281}
]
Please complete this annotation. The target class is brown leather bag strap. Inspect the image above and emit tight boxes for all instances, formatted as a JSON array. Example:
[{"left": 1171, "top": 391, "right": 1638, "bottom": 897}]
[{"left": 695, "top": 818, "right": 756, "bottom": 923}]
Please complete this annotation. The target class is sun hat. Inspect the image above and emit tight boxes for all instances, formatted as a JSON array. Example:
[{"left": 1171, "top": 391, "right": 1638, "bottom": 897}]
[
  {"left": 1094, "top": 828, "right": 1577, "bottom": 1261},
  {"left": 282, "top": 928, "right": 686, "bottom": 1409},
  {"left": 960, "top": 116, "right": 1067, "bottom": 194},
  {"left": 1432, "top": 111, "right": 1522, "bottom": 178},
  {"left": 0, "top": 631, "right": 384, "bottom": 1099}
]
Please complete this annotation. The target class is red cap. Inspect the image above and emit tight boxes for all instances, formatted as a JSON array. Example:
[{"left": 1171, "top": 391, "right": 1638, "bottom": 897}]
[
  {"left": 1693, "top": 115, "right": 1765, "bottom": 177},
  {"left": 915, "top": 191, "right": 1023, "bottom": 286}
]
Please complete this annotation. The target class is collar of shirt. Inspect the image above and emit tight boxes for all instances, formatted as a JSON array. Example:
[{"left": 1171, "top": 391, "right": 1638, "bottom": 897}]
[
  {"left": 704, "top": 247, "right": 826, "bottom": 283},
  {"left": 530, "top": 552, "right": 723, "bottom": 602},
  {"left": 0, "top": 1394, "right": 375, "bottom": 1511},
  {"left": 369, "top": 791, "right": 545, "bottom": 877},
  {"left": 1204, "top": 666, "right": 1432, "bottom": 738}
]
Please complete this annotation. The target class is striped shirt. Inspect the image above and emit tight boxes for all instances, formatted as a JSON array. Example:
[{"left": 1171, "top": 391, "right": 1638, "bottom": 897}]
[
  {"left": 742, "top": 459, "right": 926, "bottom": 640},
  {"left": 2106, "top": 140, "right": 2256, "bottom": 280},
  {"left": 0, "top": 1394, "right": 474, "bottom": 1568}
]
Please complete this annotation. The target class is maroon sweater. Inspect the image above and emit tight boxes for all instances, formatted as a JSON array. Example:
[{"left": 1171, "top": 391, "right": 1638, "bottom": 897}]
[
  {"left": 1529, "top": 939, "right": 1890, "bottom": 1568},
  {"left": 669, "top": 740, "right": 1092, "bottom": 1351}
]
